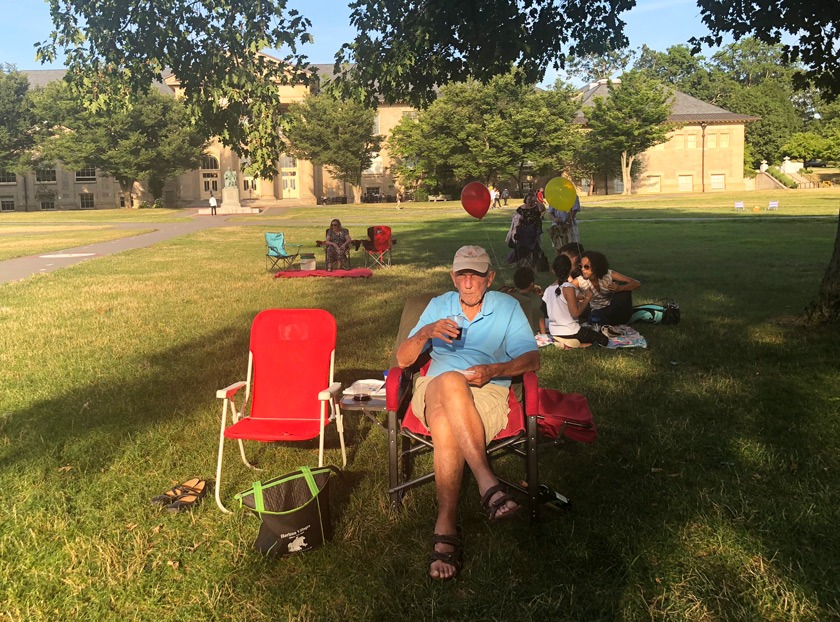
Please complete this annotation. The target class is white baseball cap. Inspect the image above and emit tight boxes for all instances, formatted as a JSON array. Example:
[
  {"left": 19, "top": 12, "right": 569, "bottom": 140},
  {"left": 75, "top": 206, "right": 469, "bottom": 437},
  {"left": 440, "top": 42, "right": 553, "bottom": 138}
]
[{"left": 452, "top": 246, "right": 491, "bottom": 273}]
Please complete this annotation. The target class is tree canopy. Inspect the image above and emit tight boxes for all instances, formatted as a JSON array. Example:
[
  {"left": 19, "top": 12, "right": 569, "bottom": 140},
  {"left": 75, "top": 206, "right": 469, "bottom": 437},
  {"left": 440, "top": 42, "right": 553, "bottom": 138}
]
[
  {"left": 387, "top": 73, "right": 580, "bottom": 194},
  {"left": 37, "top": 0, "right": 313, "bottom": 179},
  {"left": 29, "top": 81, "right": 207, "bottom": 204},
  {"left": 0, "top": 66, "right": 34, "bottom": 172},
  {"left": 282, "top": 93, "right": 382, "bottom": 202},
  {"left": 584, "top": 71, "right": 672, "bottom": 194},
  {"left": 334, "top": 0, "right": 634, "bottom": 108}
]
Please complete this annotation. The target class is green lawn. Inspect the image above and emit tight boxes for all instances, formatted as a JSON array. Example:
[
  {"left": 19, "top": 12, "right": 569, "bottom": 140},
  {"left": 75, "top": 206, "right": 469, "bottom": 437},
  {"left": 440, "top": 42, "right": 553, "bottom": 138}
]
[
  {"left": 0, "top": 224, "right": 156, "bottom": 261},
  {"left": 0, "top": 201, "right": 838, "bottom": 620}
]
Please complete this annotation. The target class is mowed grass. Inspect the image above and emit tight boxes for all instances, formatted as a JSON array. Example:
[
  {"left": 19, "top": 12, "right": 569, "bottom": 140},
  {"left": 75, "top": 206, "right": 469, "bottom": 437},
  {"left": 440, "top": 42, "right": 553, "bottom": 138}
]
[
  {"left": 0, "top": 225, "right": 156, "bottom": 261},
  {"left": 0, "top": 201, "right": 839, "bottom": 621}
]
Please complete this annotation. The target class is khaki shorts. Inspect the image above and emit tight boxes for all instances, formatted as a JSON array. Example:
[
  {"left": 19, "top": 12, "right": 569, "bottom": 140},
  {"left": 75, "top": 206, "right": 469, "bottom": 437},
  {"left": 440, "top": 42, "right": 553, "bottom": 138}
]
[{"left": 411, "top": 375, "right": 510, "bottom": 444}]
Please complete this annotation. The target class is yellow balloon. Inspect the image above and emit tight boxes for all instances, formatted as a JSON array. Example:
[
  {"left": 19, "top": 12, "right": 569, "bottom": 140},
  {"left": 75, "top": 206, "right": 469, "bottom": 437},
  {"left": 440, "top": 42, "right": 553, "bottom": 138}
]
[{"left": 544, "top": 177, "right": 577, "bottom": 211}]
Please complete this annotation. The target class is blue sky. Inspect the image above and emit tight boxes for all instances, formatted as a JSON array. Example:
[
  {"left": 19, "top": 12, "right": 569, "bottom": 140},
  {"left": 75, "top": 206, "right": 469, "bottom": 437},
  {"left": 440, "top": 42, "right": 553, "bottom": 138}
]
[{"left": 1, "top": 0, "right": 718, "bottom": 87}]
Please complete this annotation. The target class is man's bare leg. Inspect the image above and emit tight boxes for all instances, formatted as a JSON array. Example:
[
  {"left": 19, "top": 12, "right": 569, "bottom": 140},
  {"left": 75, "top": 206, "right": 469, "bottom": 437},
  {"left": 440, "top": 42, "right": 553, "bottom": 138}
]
[{"left": 424, "top": 372, "right": 520, "bottom": 578}]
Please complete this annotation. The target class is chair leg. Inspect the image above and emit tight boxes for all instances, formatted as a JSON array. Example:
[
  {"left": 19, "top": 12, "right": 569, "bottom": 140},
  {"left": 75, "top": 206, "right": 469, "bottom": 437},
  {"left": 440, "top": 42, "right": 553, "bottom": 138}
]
[
  {"left": 525, "top": 413, "right": 540, "bottom": 523},
  {"left": 318, "top": 401, "right": 327, "bottom": 467},
  {"left": 334, "top": 401, "right": 347, "bottom": 467},
  {"left": 215, "top": 399, "right": 232, "bottom": 513}
]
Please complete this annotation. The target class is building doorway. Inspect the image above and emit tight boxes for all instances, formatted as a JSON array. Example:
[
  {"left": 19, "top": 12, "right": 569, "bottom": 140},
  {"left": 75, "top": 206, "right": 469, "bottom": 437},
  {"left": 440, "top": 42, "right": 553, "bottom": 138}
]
[{"left": 200, "top": 154, "right": 220, "bottom": 200}]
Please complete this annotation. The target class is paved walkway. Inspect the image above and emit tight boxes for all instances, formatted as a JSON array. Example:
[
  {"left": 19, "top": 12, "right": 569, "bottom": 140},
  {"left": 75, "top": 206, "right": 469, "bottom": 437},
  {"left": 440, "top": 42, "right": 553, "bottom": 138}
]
[{"left": 0, "top": 208, "right": 288, "bottom": 285}]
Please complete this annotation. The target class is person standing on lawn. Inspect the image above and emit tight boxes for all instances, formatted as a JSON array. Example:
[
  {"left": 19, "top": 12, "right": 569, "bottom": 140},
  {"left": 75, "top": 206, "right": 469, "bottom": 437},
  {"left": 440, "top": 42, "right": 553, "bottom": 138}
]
[
  {"left": 208, "top": 192, "right": 217, "bottom": 216},
  {"left": 396, "top": 245, "right": 540, "bottom": 580}
]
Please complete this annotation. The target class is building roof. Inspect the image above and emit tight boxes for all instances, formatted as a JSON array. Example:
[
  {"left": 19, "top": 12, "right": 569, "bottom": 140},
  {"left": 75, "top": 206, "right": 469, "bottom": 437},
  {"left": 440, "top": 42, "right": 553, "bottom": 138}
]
[
  {"left": 574, "top": 78, "right": 759, "bottom": 125},
  {"left": 21, "top": 69, "right": 174, "bottom": 94}
]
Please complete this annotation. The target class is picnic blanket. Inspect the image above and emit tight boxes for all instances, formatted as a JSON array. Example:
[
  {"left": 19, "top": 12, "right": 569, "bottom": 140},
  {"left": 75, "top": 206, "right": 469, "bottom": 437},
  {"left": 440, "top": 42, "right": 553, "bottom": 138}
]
[
  {"left": 604, "top": 325, "right": 647, "bottom": 349},
  {"left": 536, "top": 325, "right": 647, "bottom": 349},
  {"left": 274, "top": 268, "right": 373, "bottom": 279}
]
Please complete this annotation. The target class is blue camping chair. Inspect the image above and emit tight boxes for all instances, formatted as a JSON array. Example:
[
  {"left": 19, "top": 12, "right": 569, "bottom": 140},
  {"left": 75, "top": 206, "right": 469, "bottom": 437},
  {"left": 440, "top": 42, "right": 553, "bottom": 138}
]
[{"left": 265, "top": 232, "right": 302, "bottom": 272}]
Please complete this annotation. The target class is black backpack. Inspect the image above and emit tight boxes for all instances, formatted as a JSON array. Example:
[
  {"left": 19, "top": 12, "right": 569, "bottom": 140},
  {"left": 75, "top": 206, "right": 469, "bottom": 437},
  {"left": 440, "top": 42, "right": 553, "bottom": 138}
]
[{"left": 629, "top": 299, "right": 680, "bottom": 325}]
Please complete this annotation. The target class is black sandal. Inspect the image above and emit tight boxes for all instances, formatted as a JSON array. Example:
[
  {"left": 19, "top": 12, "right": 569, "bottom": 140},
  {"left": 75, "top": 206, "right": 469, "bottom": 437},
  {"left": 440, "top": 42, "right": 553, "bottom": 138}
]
[
  {"left": 429, "top": 533, "right": 463, "bottom": 580},
  {"left": 151, "top": 478, "right": 202, "bottom": 507},
  {"left": 164, "top": 480, "right": 208, "bottom": 513},
  {"left": 480, "top": 484, "right": 523, "bottom": 521}
]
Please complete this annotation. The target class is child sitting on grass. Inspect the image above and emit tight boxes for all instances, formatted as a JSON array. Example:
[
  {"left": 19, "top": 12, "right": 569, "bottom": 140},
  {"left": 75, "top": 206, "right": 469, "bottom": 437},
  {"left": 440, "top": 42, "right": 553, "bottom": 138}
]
[
  {"left": 543, "top": 255, "right": 607, "bottom": 348},
  {"left": 503, "top": 266, "right": 546, "bottom": 335}
]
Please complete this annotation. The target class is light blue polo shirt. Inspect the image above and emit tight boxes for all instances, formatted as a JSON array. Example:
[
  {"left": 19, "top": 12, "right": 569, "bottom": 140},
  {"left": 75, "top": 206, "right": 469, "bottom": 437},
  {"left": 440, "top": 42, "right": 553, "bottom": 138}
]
[{"left": 407, "top": 291, "right": 537, "bottom": 387}]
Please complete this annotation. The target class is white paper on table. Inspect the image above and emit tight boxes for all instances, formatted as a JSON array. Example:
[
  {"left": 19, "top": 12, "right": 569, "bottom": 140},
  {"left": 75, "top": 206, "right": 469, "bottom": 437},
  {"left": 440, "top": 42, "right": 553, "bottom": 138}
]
[{"left": 342, "top": 379, "right": 387, "bottom": 397}]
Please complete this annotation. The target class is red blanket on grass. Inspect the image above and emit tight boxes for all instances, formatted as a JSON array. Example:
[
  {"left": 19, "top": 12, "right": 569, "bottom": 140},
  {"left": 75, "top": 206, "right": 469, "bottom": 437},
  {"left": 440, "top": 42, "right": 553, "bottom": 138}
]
[{"left": 274, "top": 268, "right": 373, "bottom": 278}]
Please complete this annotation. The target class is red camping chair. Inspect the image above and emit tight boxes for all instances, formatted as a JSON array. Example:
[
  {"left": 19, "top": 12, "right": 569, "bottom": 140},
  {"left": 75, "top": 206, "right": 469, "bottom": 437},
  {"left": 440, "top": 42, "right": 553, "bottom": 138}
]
[
  {"left": 214, "top": 308, "right": 346, "bottom": 513},
  {"left": 361, "top": 225, "right": 394, "bottom": 268},
  {"left": 385, "top": 294, "right": 597, "bottom": 522}
]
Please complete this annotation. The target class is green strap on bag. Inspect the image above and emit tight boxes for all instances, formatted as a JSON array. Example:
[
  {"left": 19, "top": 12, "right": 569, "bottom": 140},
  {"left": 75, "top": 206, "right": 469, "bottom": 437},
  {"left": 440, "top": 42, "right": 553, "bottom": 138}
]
[{"left": 249, "top": 465, "right": 320, "bottom": 515}]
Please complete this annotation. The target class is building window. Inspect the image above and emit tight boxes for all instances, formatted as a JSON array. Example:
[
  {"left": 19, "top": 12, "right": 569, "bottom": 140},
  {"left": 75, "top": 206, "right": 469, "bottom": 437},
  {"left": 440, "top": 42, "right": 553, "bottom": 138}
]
[
  {"left": 401, "top": 111, "right": 419, "bottom": 121},
  {"left": 79, "top": 193, "right": 95, "bottom": 209},
  {"left": 201, "top": 154, "right": 219, "bottom": 170},
  {"left": 280, "top": 154, "right": 297, "bottom": 169},
  {"left": 364, "top": 153, "right": 383, "bottom": 175},
  {"left": 372, "top": 113, "right": 380, "bottom": 135},
  {"left": 36, "top": 168, "right": 57, "bottom": 182},
  {"left": 710, "top": 174, "right": 726, "bottom": 190},
  {"left": 686, "top": 135, "right": 697, "bottom": 149},
  {"left": 707, "top": 133, "right": 717, "bottom": 148},
  {"left": 0, "top": 171, "right": 16, "bottom": 184},
  {"left": 1, "top": 197, "right": 14, "bottom": 211},
  {"left": 202, "top": 172, "right": 218, "bottom": 192},
  {"left": 671, "top": 134, "right": 684, "bottom": 149},
  {"left": 678, "top": 175, "right": 693, "bottom": 192},
  {"left": 719, "top": 133, "right": 730, "bottom": 148},
  {"left": 646, "top": 175, "right": 661, "bottom": 193},
  {"left": 40, "top": 200, "right": 56, "bottom": 210},
  {"left": 76, "top": 167, "right": 96, "bottom": 182}
]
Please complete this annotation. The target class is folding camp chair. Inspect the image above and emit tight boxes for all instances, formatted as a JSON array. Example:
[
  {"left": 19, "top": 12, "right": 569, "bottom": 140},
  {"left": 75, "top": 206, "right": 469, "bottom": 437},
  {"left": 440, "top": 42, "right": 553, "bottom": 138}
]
[
  {"left": 385, "top": 294, "right": 596, "bottom": 522},
  {"left": 265, "top": 232, "right": 302, "bottom": 271},
  {"left": 316, "top": 228, "right": 352, "bottom": 270},
  {"left": 214, "top": 308, "right": 346, "bottom": 513},
  {"left": 361, "top": 225, "right": 394, "bottom": 268},
  {"left": 734, "top": 201, "right": 745, "bottom": 211},
  {"left": 766, "top": 200, "right": 779, "bottom": 210}
]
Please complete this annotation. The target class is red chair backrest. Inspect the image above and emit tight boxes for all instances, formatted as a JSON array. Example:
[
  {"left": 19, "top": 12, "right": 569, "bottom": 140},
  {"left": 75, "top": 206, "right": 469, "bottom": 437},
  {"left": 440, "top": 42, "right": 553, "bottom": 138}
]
[
  {"left": 367, "top": 226, "right": 392, "bottom": 252},
  {"left": 249, "top": 309, "right": 336, "bottom": 428}
]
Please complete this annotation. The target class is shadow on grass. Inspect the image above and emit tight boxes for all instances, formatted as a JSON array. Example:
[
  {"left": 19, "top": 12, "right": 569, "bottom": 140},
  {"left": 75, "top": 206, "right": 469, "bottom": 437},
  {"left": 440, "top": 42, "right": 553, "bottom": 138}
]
[{"left": 2, "top": 216, "right": 839, "bottom": 619}]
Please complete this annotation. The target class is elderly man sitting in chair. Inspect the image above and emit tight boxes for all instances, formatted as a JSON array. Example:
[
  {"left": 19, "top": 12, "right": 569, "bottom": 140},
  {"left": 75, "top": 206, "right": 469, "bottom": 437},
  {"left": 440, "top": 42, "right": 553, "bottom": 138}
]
[{"left": 396, "top": 245, "right": 540, "bottom": 580}]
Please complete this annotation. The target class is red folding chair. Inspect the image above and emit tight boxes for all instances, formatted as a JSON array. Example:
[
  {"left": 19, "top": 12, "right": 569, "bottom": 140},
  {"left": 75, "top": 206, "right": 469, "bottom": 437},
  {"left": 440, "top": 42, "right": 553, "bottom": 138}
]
[
  {"left": 385, "top": 294, "right": 597, "bottom": 521},
  {"left": 361, "top": 225, "right": 394, "bottom": 268},
  {"left": 214, "top": 308, "right": 346, "bottom": 513}
]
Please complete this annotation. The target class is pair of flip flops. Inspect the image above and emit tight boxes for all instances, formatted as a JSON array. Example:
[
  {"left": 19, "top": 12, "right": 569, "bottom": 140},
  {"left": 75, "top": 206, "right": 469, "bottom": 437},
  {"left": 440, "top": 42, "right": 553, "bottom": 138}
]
[{"left": 151, "top": 478, "right": 207, "bottom": 513}]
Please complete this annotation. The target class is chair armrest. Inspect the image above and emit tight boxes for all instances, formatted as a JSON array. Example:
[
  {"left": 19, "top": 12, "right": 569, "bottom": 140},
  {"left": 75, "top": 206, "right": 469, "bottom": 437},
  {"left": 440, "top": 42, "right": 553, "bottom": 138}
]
[
  {"left": 351, "top": 240, "right": 362, "bottom": 251},
  {"left": 216, "top": 381, "right": 246, "bottom": 400},
  {"left": 315, "top": 240, "right": 325, "bottom": 247},
  {"left": 318, "top": 382, "right": 342, "bottom": 401},
  {"left": 522, "top": 371, "right": 540, "bottom": 415}
]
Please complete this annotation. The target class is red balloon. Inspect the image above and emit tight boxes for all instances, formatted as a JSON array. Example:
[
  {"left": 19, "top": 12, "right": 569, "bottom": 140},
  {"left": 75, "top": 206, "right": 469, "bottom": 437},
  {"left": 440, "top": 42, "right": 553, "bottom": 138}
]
[{"left": 460, "top": 182, "right": 490, "bottom": 220}]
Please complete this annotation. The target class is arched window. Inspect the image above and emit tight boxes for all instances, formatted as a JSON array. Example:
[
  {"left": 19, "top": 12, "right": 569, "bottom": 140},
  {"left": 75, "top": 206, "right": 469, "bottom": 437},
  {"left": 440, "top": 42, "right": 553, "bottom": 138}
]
[{"left": 201, "top": 154, "right": 220, "bottom": 170}]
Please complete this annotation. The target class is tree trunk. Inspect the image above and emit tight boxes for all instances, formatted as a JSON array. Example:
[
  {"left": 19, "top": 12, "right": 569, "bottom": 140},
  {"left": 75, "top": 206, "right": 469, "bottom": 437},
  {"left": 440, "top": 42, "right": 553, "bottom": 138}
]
[
  {"left": 351, "top": 184, "right": 362, "bottom": 204},
  {"left": 803, "top": 212, "right": 840, "bottom": 324},
  {"left": 621, "top": 152, "right": 634, "bottom": 195},
  {"left": 118, "top": 180, "right": 138, "bottom": 208}
]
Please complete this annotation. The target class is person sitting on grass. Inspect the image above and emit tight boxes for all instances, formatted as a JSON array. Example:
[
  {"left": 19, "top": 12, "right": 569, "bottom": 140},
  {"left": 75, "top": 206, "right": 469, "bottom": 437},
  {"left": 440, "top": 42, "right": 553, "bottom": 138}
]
[
  {"left": 507, "top": 266, "right": 547, "bottom": 335},
  {"left": 556, "top": 242, "right": 585, "bottom": 280},
  {"left": 543, "top": 255, "right": 607, "bottom": 348},
  {"left": 396, "top": 245, "right": 540, "bottom": 581},
  {"left": 574, "top": 250, "right": 640, "bottom": 326},
  {"left": 324, "top": 219, "right": 352, "bottom": 270}
]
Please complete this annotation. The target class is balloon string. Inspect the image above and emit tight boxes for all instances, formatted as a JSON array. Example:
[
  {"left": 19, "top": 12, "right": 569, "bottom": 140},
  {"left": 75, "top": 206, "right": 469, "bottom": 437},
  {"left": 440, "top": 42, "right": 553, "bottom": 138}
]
[{"left": 481, "top": 218, "right": 510, "bottom": 285}]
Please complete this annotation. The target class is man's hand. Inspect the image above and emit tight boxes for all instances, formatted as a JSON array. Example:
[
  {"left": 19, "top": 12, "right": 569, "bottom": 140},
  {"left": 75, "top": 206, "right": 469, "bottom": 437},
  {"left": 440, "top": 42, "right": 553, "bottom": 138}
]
[
  {"left": 422, "top": 318, "right": 461, "bottom": 344},
  {"left": 462, "top": 364, "right": 497, "bottom": 386}
]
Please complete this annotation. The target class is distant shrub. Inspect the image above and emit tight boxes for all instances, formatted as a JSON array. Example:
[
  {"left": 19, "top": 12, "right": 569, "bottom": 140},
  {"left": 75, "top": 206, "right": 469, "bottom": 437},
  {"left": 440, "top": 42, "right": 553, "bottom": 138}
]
[
  {"left": 414, "top": 188, "right": 429, "bottom": 202},
  {"left": 153, "top": 199, "right": 164, "bottom": 209},
  {"left": 767, "top": 166, "right": 798, "bottom": 188}
]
